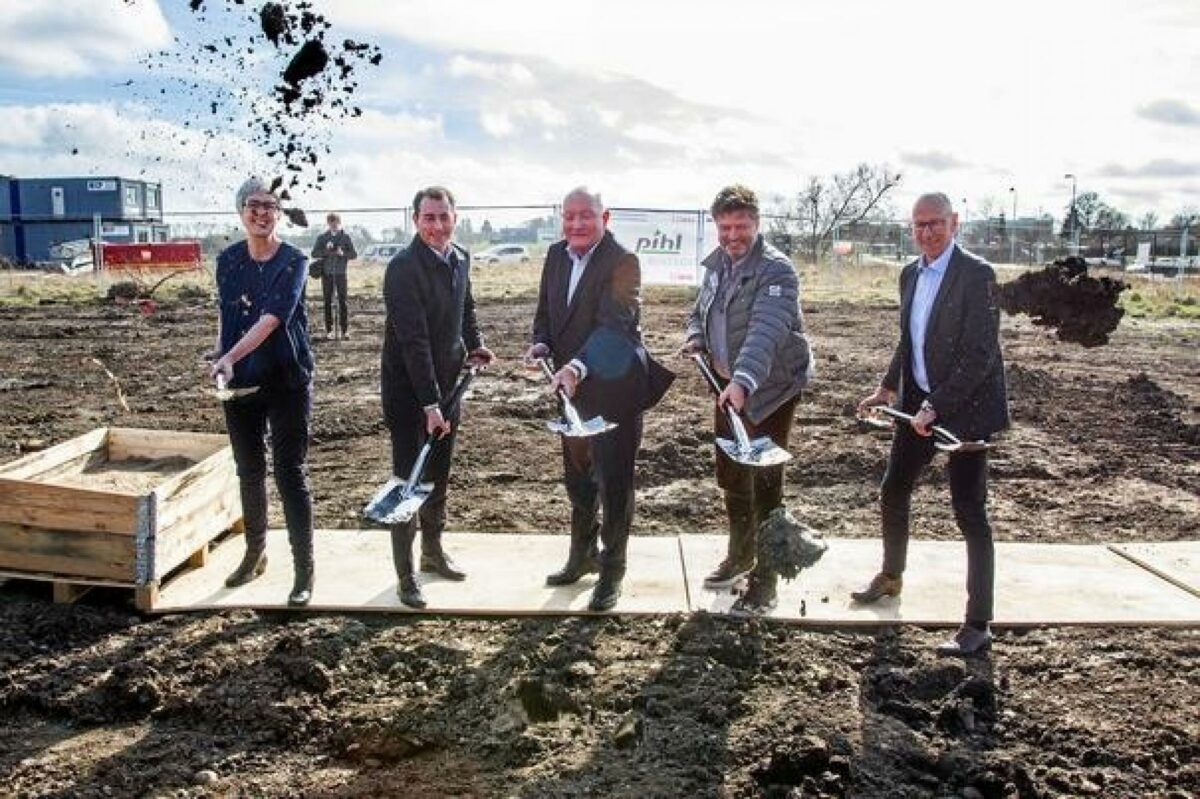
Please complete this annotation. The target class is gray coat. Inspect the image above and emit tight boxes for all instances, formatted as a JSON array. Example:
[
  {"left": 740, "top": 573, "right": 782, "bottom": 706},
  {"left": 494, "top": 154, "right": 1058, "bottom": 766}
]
[{"left": 685, "top": 235, "right": 814, "bottom": 424}]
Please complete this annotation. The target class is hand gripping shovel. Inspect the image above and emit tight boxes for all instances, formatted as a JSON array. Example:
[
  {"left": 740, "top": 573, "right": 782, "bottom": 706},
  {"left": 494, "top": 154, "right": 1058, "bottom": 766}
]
[
  {"left": 539, "top": 358, "right": 617, "bottom": 438},
  {"left": 214, "top": 374, "right": 259, "bottom": 402},
  {"left": 691, "top": 353, "right": 792, "bottom": 467},
  {"left": 363, "top": 366, "right": 479, "bottom": 524},
  {"left": 864, "top": 405, "right": 990, "bottom": 454}
]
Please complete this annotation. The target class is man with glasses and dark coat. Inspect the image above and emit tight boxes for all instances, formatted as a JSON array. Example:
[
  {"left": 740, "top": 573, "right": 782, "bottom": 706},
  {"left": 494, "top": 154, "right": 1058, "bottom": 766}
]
[
  {"left": 853, "top": 192, "right": 1010, "bottom": 656},
  {"left": 311, "top": 212, "right": 358, "bottom": 339}
]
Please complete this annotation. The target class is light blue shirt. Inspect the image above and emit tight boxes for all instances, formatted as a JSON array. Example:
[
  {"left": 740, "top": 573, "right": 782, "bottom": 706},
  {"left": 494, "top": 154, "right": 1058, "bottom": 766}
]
[
  {"left": 566, "top": 239, "right": 600, "bottom": 304},
  {"left": 909, "top": 241, "right": 956, "bottom": 393}
]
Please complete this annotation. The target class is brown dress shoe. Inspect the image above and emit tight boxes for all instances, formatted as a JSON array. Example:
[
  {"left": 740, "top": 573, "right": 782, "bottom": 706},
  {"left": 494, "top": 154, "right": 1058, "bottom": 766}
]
[
  {"left": 850, "top": 572, "right": 903, "bottom": 604},
  {"left": 935, "top": 624, "right": 992, "bottom": 657}
]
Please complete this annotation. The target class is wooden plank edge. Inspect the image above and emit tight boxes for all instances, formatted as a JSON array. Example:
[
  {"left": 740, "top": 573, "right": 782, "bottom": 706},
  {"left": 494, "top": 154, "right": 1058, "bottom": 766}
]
[{"left": 1106, "top": 543, "right": 1200, "bottom": 600}]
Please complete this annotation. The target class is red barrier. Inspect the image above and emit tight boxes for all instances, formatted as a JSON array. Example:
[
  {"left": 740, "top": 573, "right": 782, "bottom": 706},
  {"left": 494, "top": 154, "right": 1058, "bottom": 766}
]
[{"left": 100, "top": 242, "right": 202, "bottom": 272}]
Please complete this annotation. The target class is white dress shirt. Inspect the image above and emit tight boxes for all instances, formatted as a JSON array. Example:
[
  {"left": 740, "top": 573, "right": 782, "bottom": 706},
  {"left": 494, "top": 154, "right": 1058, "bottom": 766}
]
[{"left": 909, "top": 241, "right": 955, "bottom": 393}]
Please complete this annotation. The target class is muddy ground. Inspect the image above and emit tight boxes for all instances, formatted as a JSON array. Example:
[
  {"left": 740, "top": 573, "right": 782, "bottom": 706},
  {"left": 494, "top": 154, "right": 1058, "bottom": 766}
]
[{"left": 0, "top": 279, "right": 1197, "bottom": 798}]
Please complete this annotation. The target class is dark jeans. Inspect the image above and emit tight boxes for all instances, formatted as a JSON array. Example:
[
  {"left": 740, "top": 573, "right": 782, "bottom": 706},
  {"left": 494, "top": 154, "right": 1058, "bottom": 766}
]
[
  {"left": 222, "top": 383, "right": 314, "bottom": 567},
  {"left": 714, "top": 393, "right": 799, "bottom": 523},
  {"left": 321, "top": 271, "right": 349, "bottom": 333},
  {"left": 879, "top": 422, "right": 995, "bottom": 622},
  {"left": 561, "top": 413, "right": 643, "bottom": 577}
]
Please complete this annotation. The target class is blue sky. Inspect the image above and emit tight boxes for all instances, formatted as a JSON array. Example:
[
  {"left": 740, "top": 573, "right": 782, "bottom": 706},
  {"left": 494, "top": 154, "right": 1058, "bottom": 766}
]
[{"left": 1, "top": 0, "right": 1198, "bottom": 224}]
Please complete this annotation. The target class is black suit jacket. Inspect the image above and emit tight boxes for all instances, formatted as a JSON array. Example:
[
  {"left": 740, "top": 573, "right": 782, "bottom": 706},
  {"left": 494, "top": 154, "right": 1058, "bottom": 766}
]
[
  {"left": 532, "top": 231, "right": 672, "bottom": 421},
  {"left": 883, "top": 245, "right": 1009, "bottom": 440},
  {"left": 381, "top": 236, "right": 482, "bottom": 420}
]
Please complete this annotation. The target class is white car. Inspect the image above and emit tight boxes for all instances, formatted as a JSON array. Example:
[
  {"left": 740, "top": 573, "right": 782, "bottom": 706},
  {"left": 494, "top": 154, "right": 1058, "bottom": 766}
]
[
  {"left": 475, "top": 244, "right": 532, "bottom": 265},
  {"left": 358, "top": 243, "right": 404, "bottom": 264}
]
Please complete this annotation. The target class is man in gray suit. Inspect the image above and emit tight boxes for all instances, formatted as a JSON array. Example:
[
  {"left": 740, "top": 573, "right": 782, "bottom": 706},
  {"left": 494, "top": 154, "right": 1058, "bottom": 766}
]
[
  {"left": 682, "top": 184, "right": 814, "bottom": 614},
  {"left": 854, "top": 192, "right": 1009, "bottom": 656}
]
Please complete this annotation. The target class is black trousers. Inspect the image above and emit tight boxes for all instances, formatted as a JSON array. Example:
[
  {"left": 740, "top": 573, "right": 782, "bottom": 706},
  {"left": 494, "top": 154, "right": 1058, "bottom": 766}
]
[
  {"left": 222, "top": 383, "right": 314, "bottom": 566},
  {"left": 385, "top": 398, "right": 458, "bottom": 539},
  {"left": 561, "top": 413, "right": 643, "bottom": 577},
  {"left": 879, "top": 422, "right": 995, "bottom": 622},
  {"left": 321, "top": 271, "right": 349, "bottom": 333}
]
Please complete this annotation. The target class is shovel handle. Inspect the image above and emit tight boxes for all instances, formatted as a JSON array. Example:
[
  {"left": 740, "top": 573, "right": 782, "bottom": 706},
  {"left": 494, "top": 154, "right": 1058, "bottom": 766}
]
[
  {"left": 690, "top": 352, "right": 724, "bottom": 395},
  {"left": 691, "top": 353, "right": 754, "bottom": 448},
  {"left": 869, "top": 405, "right": 983, "bottom": 452}
]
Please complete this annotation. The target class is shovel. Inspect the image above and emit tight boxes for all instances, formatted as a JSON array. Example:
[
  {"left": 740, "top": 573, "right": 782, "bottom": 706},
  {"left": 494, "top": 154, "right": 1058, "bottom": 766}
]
[
  {"left": 691, "top": 353, "right": 792, "bottom": 467},
  {"left": 864, "top": 405, "right": 990, "bottom": 454},
  {"left": 538, "top": 358, "right": 617, "bottom": 438},
  {"left": 363, "top": 366, "right": 479, "bottom": 524},
  {"left": 213, "top": 374, "right": 259, "bottom": 402}
]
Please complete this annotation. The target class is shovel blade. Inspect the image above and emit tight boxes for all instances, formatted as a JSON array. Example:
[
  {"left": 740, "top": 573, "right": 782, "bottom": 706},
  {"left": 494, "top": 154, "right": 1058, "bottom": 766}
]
[
  {"left": 716, "top": 436, "right": 793, "bottom": 467},
  {"left": 363, "top": 479, "right": 434, "bottom": 524},
  {"left": 547, "top": 416, "right": 618, "bottom": 438}
]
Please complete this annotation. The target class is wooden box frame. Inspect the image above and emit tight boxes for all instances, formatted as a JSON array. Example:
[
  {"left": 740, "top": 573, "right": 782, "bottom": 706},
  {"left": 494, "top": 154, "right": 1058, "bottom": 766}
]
[{"left": 0, "top": 427, "right": 242, "bottom": 608}]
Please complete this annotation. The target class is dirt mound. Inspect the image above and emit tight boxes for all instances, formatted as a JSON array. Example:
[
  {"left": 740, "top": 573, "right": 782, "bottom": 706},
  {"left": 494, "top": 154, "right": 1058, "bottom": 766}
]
[{"left": 998, "top": 256, "right": 1127, "bottom": 347}]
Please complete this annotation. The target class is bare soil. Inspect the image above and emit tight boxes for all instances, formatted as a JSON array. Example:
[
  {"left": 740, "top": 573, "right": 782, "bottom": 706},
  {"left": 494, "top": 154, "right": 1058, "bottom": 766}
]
[{"left": 0, "top": 284, "right": 1197, "bottom": 798}]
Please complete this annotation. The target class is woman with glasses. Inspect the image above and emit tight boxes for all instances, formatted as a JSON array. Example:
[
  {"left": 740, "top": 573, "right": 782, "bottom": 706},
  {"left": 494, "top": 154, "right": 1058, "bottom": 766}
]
[{"left": 210, "top": 177, "right": 316, "bottom": 606}]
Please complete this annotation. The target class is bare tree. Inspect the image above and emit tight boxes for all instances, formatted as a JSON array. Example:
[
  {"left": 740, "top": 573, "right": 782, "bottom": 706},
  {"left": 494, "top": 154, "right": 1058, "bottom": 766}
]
[
  {"left": 771, "top": 164, "right": 902, "bottom": 264},
  {"left": 1138, "top": 211, "right": 1159, "bottom": 231},
  {"left": 1170, "top": 207, "right": 1198, "bottom": 229}
]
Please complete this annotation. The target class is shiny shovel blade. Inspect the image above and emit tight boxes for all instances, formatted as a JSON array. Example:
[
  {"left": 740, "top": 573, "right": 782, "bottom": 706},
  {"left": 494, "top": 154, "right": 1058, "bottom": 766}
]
[
  {"left": 363, "top": 478, "right": 434, "bottom": 524},
  {"left": 716, "top": 436, "right": 793, "bottom": 467},
  {"left": 546, "top": 416, "right": 617, "bottom": 438}
]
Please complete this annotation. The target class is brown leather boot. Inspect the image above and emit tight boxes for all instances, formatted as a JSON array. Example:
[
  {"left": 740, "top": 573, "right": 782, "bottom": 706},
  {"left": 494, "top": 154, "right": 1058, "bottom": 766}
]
[
  {"left": 391, "top": 522, "right": 426, "bottom": 609},
  {"left": 704, "top": 491, "right": 756, "bottom": 589}
]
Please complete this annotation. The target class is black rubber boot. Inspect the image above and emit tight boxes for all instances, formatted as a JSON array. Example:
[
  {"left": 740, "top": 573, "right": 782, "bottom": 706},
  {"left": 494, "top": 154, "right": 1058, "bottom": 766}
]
[
  {"left": 546, "top": 513, "right": 601, "bottom": 587},
  {"left": 588, "top": 566, "right": 625, "bottom": 612},
  {"left": 420, "top": 529, "right": 466, "bottom": 581},
  {"left": 391, "top": 522, "right": 425, "bottom": 609},
  {"left": 225, "top": 525, "right": 268, "bottom": 588}
]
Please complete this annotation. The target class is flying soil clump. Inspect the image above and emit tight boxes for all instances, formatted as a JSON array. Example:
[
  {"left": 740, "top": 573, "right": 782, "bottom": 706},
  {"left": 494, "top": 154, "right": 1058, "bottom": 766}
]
[{"left": 997, "top": 256, "right": 1127, "bottom": 347}]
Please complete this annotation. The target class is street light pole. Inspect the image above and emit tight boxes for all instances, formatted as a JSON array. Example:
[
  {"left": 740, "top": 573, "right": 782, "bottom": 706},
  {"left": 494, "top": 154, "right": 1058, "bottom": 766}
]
[
  {"left": 1064, "top": 173, "right": 1077, "bottom": 255},
  {"left": 961, "top": 197, "right": 969, "bottom": 244},
  {"left": 1009, "top": 186, "right": 1017, "bottom": 264}
]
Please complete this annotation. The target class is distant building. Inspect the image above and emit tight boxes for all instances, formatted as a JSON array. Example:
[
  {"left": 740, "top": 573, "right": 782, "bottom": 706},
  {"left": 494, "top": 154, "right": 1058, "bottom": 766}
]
[{"left": 0, "top": 175, "right": 170, "bottom": 264}]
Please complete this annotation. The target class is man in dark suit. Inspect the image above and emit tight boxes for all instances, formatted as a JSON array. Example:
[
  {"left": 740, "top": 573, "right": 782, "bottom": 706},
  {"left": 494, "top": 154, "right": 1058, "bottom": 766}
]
[
  {"left": 524, "top": 187, "right": 673, "bottom": 612},
  {"left": 311, "top": 212, "right": 357, "bottom": 339},
  {"left": 854, "top": 192, "right": 1009, "bottom": 656},
  {"left": 382, "top": 186, "right": 494, "bottom": 608}
]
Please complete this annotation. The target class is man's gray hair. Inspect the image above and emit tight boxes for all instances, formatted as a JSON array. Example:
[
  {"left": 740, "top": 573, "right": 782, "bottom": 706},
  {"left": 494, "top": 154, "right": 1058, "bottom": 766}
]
[
  {"left": 235, "top": 176, "right": 273, "bottom": 212},
  {"left": 563, "top": 186, "right": 604, "bottom": 212},
  {"left": 914, "top": 192, "right": 954, "bottom": 215}
]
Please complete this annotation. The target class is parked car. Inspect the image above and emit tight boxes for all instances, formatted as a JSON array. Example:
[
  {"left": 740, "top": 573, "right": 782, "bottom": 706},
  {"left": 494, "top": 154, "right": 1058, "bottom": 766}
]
[
  {"left": 475, "top": 244, "right": 532, "bottom": 266},
  {"left": 357, "top": 243, "right": 404, "bottom": 264}
]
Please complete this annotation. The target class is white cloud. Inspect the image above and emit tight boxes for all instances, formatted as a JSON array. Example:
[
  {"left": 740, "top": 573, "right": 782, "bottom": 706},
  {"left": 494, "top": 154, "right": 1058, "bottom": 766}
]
[{"left": 0, "top": 0, "right": 170, "bottom": 77}]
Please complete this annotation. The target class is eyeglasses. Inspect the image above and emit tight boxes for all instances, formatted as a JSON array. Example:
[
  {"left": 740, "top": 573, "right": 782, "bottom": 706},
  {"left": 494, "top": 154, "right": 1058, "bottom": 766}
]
[
  {"left": 912, "top": 219, "right": 948, "bottom": 232},
  {"left": 244, "top": 200, "right": 280, "bottom": 213}
]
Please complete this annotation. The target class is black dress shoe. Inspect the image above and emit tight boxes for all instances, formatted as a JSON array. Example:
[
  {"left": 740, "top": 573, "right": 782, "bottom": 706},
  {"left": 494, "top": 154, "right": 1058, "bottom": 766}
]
[
  {"left": 397, "top": 576, "right": 426, "bottom": 609},
  {"left": 420, "top": 550, "right": 467, "bottom": 581},
  {"left": 936, "top": 624, "right": 992, "bottom": 657},
  {"left": 225, "top": 549, "right": 267, "bottom": 588},
  {"left": 287, "top": 566, "right": 314, "bottom": 607},
  {"left": 545, "top": 554, "right": 600, "bottom": 586},
  {"left": 588, "top": 577, "right": 622, "bottom": 612},
  {"left": 850, "top": 572, "right": 903, "bottom": 604}
]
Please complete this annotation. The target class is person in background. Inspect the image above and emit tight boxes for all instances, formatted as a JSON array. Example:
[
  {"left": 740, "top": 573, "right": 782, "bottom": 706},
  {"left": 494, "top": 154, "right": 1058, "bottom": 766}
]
[
  {"left": 311, "top": 212, "right": 357, "bottom": 339},
  {"left": 211, "top": 176, "right": 315, "bottom": 607}
]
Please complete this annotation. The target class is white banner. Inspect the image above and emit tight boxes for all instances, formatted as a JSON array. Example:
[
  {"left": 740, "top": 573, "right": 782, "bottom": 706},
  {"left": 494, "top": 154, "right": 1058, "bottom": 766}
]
[{"left": 608, "top": 209, "right": 703, "bottom": 286}]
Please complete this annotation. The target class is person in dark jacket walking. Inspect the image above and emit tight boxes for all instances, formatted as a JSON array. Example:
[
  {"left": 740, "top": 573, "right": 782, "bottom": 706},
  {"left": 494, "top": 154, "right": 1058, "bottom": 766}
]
[
  {"left": 853, "top": 192, "right": 1009, "bottom": 657},
  {"left": 382, "top": 186, "right": 494, "bottom": 609},
  {"left": 311, "top": 212, "right": 357, "bottom": 339},
  {"left": 682, "top": 184, "right": 815, "bottom": 615},
  {"left": 211, "top": 176, "right": 316, "bottom": 607}
]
